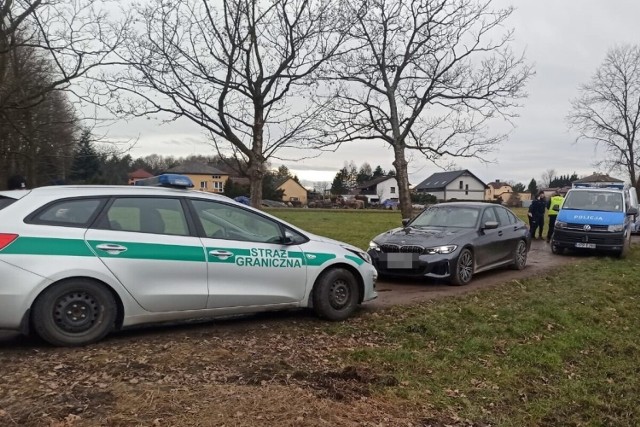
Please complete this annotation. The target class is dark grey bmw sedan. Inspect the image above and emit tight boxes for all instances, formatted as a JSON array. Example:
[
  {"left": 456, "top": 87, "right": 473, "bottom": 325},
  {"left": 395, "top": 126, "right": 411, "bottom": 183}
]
[{"left": 367, "top": 202, "right": 531, "bottom": 285}]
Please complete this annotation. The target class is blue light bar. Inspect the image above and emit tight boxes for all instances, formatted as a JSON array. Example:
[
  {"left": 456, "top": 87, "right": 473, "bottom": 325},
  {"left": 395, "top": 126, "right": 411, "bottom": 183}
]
[
  {"left": 134, "top": 174, "right": 194, "bottom": 189},
  {"left": 572, "top": 182, "right": 626, "bottom": 190}
]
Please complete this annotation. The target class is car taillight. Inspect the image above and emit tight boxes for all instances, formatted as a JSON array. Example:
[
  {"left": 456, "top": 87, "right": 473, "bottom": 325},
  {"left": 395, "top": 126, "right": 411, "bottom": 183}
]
[{"left": 0, "top": 234, "right": 18, "bottom": 250}]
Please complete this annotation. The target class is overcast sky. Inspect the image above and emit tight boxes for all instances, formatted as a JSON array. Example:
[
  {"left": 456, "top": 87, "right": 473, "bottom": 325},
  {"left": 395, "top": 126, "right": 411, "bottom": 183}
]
[{"left": 112, "top": 0, "right": 640, "bottom": 187}]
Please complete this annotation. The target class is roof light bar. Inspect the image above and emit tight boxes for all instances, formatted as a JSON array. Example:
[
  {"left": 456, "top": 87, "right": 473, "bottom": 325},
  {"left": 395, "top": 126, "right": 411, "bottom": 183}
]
[
  {"left": 573, "top": 183, "right": 626, "bottom": 190},
  {"left": 134, "top": 174, "right": 194, "bottom": 189}
]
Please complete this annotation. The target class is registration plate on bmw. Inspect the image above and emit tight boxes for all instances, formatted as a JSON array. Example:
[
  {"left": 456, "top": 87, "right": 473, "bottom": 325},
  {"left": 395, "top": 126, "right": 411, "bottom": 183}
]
[
  {"left": 575, "top": 242, "right": 596, "bottom": 249},
  {"left": 386, "top": 253, "right": 416, "bottom": 269}
]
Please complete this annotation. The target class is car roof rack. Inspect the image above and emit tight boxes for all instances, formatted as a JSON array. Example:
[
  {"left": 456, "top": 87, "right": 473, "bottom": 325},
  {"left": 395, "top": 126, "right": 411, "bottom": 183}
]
[{"left": 134, "top": 174, "right": 194, "bottom": 189}]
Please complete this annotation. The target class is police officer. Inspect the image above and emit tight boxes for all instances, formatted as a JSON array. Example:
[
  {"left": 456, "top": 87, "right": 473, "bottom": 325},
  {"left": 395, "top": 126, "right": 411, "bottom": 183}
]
[
  {"left": 546, "top": 190, "right": 565, "bottom": 243},
  {"left": 528, "top": 191, "right": 546, "bottom": 239}
]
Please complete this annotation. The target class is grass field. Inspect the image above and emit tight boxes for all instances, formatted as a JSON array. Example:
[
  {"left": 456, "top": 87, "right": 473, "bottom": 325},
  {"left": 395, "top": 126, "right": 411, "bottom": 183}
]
[{"left": 264, "top": 207, "right": 640, "bottom": 425}]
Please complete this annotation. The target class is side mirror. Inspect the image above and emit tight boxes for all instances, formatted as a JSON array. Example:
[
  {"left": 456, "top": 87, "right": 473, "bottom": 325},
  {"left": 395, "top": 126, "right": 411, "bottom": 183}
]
[
  {"left": 626, "top": 207, "right": 638, "bottom": 216},
  {"left": 402, "top": 218, "right": 411, "bottom": 227},
  {"left": 482, "top": 221, "right": 499, "bottom": 230}
]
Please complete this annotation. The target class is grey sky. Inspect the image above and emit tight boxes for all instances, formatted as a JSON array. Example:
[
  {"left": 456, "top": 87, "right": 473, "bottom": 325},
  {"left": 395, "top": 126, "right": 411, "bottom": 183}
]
[{"left": 116, "top": 0, "right": 640, "bottom": 186}]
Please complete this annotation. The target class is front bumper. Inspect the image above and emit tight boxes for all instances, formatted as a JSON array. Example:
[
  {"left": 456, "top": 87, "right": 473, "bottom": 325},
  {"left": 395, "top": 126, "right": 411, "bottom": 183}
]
[
  {"left": 367, "top": 250, "right": 454, "bottom": 279},
  {"left": 552, "top": 229, "right": 626, "bottom": 252}
]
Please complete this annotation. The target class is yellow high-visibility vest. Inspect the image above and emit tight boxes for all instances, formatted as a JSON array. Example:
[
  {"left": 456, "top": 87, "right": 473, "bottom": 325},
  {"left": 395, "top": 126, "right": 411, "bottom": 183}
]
[{"left": 549, "top": 195, "right": 564, "bottom": 215}]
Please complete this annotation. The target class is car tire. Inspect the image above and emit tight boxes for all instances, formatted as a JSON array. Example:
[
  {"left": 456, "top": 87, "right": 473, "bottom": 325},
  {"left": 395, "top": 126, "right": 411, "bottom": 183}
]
[
  {"left": 32, "top": 279, "right": 117, "bottom": 347},
  {"left": 449, "top": 248, "right": 474, "bottom": 286},
  {"left": 511, "top": 240, "right": 528, "bottom": 270},
  {"left": 616, "top": 233, "right": 631, "bottom": 258},
  {"left": 551, "top": 241, "right": 564, "bottom": 255},
  {"left": 312, "top": 268, "right": 359, "bottom": 321}
]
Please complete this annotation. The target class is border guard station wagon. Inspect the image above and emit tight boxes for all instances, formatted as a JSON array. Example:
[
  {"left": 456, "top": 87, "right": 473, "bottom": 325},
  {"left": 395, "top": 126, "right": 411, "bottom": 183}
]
[
  {"left": 0, "top": 175, "right": 377, "bottom": 346},
  {"left": 551, "top": 182, "right": 638, "bottom": 257}
]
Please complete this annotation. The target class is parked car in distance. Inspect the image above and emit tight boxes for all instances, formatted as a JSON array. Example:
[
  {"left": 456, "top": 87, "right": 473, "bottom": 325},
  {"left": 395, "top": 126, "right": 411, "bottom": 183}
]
[
  {"left": 0, "top": 175, "right": 377, "bottom": 346},
  {"left": 368, "top": 202, "right": 531, "bottom": 285}
]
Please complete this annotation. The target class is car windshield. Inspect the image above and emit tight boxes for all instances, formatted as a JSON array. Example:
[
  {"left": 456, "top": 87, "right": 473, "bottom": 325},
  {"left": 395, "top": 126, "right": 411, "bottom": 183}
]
[
  {"left": 563, "top": 190, "right": 623, "bottom": 212},
  {"left": 410, "top": 206, "right": 480, "bottom": 228}
]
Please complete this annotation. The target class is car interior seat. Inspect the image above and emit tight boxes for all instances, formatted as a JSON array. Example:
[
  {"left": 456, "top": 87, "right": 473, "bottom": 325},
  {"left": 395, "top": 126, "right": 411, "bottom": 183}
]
[{"left": 141, "top": 209, "right": 166, "bottom": 234}]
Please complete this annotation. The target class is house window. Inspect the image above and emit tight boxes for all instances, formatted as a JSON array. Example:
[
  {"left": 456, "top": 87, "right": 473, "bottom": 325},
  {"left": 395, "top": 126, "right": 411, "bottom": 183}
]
[
  {"left": 465, "top": 184, "right": 469, "bottom": 195},
  {"left": 290, "top": 197, "right": 299, "bottom": 201},
  {"left": 212, "top": 175, "right": 221, "bottom": 179},
  {"left": 390, "top": 187, "right": 396, "bottom": 194},
  {"left": 200, "top": 181, "right": 207, "bottom": 189},
  {"left": 459, "top": 180, "right": 463, "bottom": 189},
  {"left": 213, "top": 181, "right": 224, "bottom": 192}
]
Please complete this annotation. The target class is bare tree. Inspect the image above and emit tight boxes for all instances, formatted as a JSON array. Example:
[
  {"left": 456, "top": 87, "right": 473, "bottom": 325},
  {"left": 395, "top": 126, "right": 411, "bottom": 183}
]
[
  {"left": 323, "top": 0, "right": 532, "bottom": 217},
  {"left": 568, "top": 45, "right": 640, "bottom": 191},
  {"left": 540, "top": 168, "right": 556, "bottom": 189},
  {"left": 0, "top": 0, "right": 129, "bottom": 110},
  {"left": 102, "top": 0, "right": 347, "bottom": 207}
]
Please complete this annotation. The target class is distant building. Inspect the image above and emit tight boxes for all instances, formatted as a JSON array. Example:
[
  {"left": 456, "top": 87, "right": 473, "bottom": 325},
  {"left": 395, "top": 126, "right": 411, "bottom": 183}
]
[
  {"left": 127, "top": 168, "right": 153, "bottom": 185},
  {"left": 572, "top": 173, "right": 624, "bottom": 187},
  {"left": 353, "top": 175, "right": 399, "bottom": 204},
  {"left": 165, "top": 161, "right": 229, "bottom": 193},
  {"left": 276, "top": 177, "right": 308, "bottom": 205},
  {"left": 485, "top": 179, "right": 513, "bottom": 202},
  {"left": 414, "top": 169, "right": 487, "bottom": 201}
]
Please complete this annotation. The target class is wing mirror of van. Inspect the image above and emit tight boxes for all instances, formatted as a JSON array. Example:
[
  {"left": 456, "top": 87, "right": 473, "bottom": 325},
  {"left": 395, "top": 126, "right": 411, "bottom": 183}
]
[{"left": 626, "top": 207, "right": 638, "bottom": 216}]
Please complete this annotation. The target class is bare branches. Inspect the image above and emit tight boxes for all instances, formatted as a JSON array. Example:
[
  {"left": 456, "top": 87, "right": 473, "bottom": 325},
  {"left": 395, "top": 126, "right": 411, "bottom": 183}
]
[
  {"left": 568, "top": 44, "right": 640, "bottom": 189},
  {"left": 323, "top": 0, "right": 532, "bottom": 216}
]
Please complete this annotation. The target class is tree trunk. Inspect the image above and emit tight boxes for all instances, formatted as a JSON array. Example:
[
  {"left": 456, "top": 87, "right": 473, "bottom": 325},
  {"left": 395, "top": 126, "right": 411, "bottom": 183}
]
[
  {"left": 247, "top": 158, "right": 265, "bottom": 209},
  {"left": 392, "top": 145, "right": 412, "bottom": 219}
]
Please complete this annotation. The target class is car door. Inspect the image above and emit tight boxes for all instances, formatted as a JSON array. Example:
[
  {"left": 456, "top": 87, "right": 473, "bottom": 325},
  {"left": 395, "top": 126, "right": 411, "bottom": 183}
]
[
  {"left": 494, "top": 206, "right": 521, "bottom": 262},
  {"left": 85, "top": 196, "right": 208, "bottom": 312},
  {"left": 474, "top": 206, "right": 504, "bottom": 267},
  {"left": 188, "top": 198, "right": 308, "bottom": 309}
]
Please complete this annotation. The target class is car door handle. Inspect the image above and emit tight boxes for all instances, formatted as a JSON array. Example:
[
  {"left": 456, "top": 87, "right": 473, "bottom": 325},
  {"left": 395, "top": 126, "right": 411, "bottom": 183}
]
[
  {"left": 498, "top": 231, "right": 503, "bottom": 237},
  {"left": 209, "top": 250, "right": 234, "bottom": 258},
  {"left": 96, "top": 244, "right": 128, "bottom": 254}
]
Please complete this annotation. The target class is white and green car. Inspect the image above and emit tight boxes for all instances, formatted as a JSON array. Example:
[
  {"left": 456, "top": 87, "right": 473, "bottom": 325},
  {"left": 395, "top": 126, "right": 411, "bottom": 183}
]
[{"left": 0, "top": 175, "right": 377, "bottom": 346}]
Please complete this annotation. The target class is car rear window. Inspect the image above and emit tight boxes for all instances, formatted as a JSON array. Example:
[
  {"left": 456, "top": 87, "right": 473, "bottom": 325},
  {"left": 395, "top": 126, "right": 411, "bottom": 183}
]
[
  {"left": 0, "top": 196, "right": 17, "bottom": 210},
  {"left": 29, "top": 198, "right": 104, "bottom": 227}
]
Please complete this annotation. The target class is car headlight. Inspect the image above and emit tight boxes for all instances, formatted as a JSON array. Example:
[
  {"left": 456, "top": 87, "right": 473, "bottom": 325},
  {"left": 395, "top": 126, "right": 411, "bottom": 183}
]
[
  {"left": 554, "top": 221, "right": 567, "bottom": 230},
  {"left": 368, "top": 241, "right": 380, "bottom": 251},
  {"left": 346, "top": 247, "right": 372, "bottom": 264},
  {"left": 607, "top": 224, "right": 624, "bottom": 232},
  {"left": 424, "top": 245, "right": 457, "bottom": 254}
]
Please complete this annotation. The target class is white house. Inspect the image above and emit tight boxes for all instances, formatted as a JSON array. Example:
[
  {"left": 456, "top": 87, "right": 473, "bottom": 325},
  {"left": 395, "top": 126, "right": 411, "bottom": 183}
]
[
  {"left": 414, "top": 169, "right": 487, "bottom": 201},
  {"left": 354, "top": 175, "right": 399, "bottom": 203}
]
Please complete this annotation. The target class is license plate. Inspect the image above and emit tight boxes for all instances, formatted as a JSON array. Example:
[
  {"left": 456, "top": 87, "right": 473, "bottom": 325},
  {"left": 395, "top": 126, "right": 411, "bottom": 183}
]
[
  {"left": 386, "top": 253, "right": 416, "bottom": 269},
  {"left": 575, "top": 242, "right": 596, "bottom": 249}
]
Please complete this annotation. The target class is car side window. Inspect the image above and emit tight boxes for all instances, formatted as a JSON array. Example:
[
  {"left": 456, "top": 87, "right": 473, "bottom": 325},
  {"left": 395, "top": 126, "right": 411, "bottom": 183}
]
[
  {"left": 31, "top": 198, "right": 103, "bottom": 227},
  {"left": 99, "top": 197, "right": 189, "bottom": 236},
  {"left": 495, "top": 206, "right": 512, "bottom": 226},
  {"left": 481, "top": 207, "right": 497, "bottom": 224},
  {"left": 190, "top": 199, "right": 284, "bottom": 244},
  {"left": 505, "top": 209, "right": 518, "bottom": 224}
]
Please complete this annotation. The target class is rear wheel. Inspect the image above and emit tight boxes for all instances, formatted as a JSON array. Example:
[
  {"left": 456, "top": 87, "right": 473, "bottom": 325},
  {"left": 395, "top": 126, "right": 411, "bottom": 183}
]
[
  {"left": 312, "top": 268, "right": 359, "bottom": 321},
  {"left": 32, "top": 279, "right": 117, "bottom": 347},
  {"left": 511, "top": 240, "right": 528, "bottom": 270},
  {"left": 450, "top": 248, "right": 474, "bottom": 286}
]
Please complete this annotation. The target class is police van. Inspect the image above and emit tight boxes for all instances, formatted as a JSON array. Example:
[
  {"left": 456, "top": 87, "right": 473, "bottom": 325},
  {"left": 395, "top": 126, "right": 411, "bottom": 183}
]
[
  {"left": 550, "top": 182, "right": 638, "bottom": 257},
  {"left": 0, "top": 175, "right": 377, "bottom": 346}
]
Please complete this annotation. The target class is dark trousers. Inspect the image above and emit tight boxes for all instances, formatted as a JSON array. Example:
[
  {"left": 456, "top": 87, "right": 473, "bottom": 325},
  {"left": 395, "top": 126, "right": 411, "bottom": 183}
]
[
  {"left": 547, "top": 215, "right": 557, "bottom": 241},
  {"left": 530, "top": 215, "right": 544, "bottom": 238}
]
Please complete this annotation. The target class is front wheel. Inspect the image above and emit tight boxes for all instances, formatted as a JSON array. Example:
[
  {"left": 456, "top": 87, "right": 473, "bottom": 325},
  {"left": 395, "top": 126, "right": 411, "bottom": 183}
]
[
  {"left": 511, "top": 240, "right": 528, "bottom": 270},
  {"left": 312, "top": 268, "right": 360, "bottom": 321},
  {"left": 450, "top": 248, "right": 474, "bottom": 286},
  {"left": 551, "top": 241, "right": 564, "bottom": 255},
  {"left": 32, "top": 279, "right": 117, "bottom": 347}
]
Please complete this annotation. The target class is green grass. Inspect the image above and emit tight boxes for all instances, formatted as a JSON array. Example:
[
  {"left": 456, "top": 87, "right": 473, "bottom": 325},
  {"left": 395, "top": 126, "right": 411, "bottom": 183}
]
[
  {"left": 266, "top": 208, "right": 403, "bottom": 249},
  {"left": 267, "top": 208, "right": 640, "bottom": 425}
]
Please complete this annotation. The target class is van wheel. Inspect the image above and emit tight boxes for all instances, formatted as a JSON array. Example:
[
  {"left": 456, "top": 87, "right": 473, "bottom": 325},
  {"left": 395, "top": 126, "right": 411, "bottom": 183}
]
[
  {"left": 617, "top": 234, "right": 631, "bottom": 258},
  {"left": 32, "top": 279, "right": 117, "bottom": 347},
  {"left": 313, "top": 268, "right": 359, "bottom": 321},
  {"left": 551, "top": 242, "right": 564, "bottom": 255},
  {"left": 450, "top": 248, "right": 474, "bottom": 286}
]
